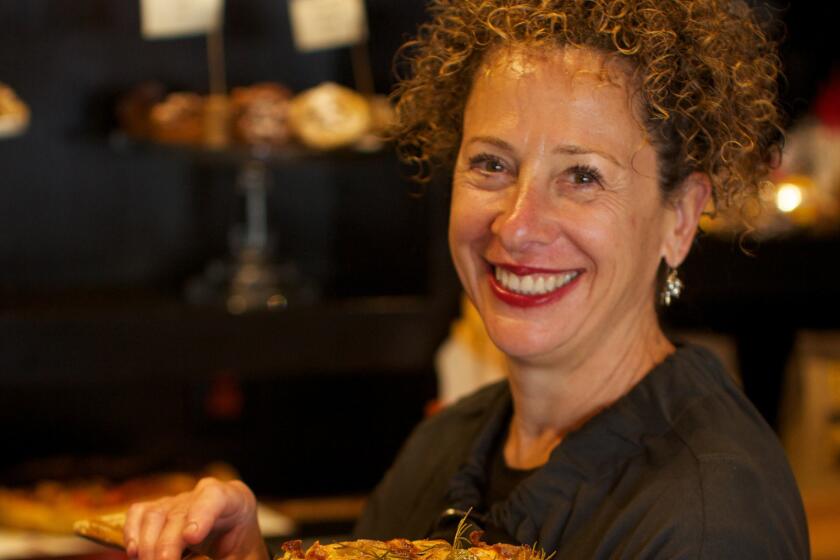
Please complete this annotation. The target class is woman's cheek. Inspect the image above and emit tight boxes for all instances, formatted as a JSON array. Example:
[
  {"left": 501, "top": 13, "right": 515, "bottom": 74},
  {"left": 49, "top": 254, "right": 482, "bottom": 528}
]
[{"left": 561, "top": 202, "right": 629, "bottom": 256}]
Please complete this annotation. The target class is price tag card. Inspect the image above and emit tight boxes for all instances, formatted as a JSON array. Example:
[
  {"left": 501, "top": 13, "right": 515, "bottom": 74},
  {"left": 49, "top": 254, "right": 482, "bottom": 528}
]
[
  {"left": 140, "top": 0, "right": 224, "bottom": 39},
  {"left": 288, "top": 0, "right": 368, "bottom": 52}
]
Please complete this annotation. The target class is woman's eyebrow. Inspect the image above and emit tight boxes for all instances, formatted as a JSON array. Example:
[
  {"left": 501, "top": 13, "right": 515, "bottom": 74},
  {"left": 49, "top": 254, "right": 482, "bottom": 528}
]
[
  {"left": 552, "top": 144, "right": 624, "bottom": 168},
  {"left": 466, "top": 136, "right": 624, "bottom": 169},
  {"left": 465, "top": 135, "right": 515, "bottom": 153}
]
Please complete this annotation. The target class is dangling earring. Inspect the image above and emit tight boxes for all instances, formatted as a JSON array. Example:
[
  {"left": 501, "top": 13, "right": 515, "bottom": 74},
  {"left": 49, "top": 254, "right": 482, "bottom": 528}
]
[{"left": 660, "top": 267, "right": 683, "bottom": 306}]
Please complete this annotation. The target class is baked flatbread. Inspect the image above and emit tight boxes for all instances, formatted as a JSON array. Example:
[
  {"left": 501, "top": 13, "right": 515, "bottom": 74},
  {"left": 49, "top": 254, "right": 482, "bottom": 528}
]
[{"left": 278, "top": 535, "right": 549, "bottom": 560}]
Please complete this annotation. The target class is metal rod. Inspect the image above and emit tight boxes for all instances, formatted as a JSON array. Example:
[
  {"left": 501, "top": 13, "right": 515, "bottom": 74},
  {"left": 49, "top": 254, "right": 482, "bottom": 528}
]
[
  {"left": 350, "top": 41, "right": 375, "bottom": 95},
  {"left": 239, "top": 160, "right": 270, "bottom": 251},
  {"left": 206, "top": 19, "right": 227, "bottom": 95}
]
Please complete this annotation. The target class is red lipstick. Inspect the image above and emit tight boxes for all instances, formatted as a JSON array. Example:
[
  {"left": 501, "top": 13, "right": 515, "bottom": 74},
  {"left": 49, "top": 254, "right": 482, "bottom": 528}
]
[{"left": 488, "top": 265, "right": 582, "bottom": 308}]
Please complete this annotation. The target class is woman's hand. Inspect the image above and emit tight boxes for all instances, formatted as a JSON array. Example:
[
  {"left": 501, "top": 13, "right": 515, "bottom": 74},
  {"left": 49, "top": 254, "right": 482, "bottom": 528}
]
[{"left": 123, "top": 477, "right": 268, "bottom": 560}]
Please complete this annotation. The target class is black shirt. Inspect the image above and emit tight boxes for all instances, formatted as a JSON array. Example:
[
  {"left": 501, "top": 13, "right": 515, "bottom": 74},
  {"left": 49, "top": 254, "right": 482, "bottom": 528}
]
[
  {"left": 483, "top": 426, "right": 536, "bottom": 512},
  {"left": 354, "top": 345, "right": 810, "bottom": 558}
]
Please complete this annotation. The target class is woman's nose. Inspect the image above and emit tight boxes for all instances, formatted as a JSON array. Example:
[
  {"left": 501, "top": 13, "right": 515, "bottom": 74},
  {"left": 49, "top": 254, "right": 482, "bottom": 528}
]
[{"left": 491, "top": 176, "right": 560, "bottom": 253}]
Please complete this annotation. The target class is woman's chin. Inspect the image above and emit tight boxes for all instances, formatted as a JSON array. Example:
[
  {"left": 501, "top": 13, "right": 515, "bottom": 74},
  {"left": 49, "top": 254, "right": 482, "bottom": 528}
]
[{"left": 483, "top": 320, "right": 574, "bottom": 364}]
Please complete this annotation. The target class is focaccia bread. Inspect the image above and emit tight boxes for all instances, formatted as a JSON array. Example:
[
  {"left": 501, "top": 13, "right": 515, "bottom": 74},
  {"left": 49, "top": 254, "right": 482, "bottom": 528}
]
[{"left": 278, "top": 535, "right": 549, "bottom": 560}]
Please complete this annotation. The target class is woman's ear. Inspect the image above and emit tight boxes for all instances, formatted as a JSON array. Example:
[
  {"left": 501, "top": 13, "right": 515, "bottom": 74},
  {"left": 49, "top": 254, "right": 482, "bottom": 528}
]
[{"left": 662, "top": 172, "right": 712, "bottom": 267}]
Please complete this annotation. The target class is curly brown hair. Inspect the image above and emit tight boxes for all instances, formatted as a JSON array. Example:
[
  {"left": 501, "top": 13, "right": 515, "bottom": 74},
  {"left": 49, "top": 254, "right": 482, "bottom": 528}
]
[{"left": 391, "top": 0, "right": 783, "bottom": 214}]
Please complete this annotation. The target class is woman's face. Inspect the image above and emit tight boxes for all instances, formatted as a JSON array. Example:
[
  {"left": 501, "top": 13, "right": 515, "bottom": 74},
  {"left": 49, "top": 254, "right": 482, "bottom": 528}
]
[{"left": 449, "top": 46, "right": 686, "bottom": 365}]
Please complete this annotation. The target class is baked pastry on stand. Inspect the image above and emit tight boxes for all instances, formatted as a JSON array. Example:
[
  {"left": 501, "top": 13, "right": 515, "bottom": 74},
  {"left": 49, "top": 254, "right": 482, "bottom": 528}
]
[
  {"left": 230, "top": 82, "right": 293, "bottom": 149},
  {"left": 0, "top": 83, "right": 30, "bottom": 138},
  {"left": 289, "top": 82, "right": 371, "bottom": 151}
]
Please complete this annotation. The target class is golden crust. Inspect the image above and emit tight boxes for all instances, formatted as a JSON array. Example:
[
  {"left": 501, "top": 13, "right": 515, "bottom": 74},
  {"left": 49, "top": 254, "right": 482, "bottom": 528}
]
[
  {"left": 72, "top": 512, "right": 126, "bottom": 548},
  {"left": 277, "top": 539, "right": 542, "bottom": 560}
]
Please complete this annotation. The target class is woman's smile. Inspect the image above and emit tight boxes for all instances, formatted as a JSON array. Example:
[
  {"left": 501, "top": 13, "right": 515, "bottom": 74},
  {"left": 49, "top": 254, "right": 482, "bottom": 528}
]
[{"left": 489, "top": 264, "right": 583, "bottom": 307}]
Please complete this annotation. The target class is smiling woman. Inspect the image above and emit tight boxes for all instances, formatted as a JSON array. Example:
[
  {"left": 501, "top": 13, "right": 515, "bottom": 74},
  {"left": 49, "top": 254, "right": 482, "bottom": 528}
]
[
  {"left": 352, "top": 1, "right": 807, "bottom": 557},
  {"left": 450, "top": 47, "right": 692, "bottom": 372},
  {"left": 121, "top": 2, "right": 807, "bottom": 559}
]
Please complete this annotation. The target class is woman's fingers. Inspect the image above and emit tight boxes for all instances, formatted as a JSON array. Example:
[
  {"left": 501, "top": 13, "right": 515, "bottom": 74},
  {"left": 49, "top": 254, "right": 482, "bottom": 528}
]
[
  {"left": 121, "top": 478, "right": 260, "bottom": 560},
  {"left": 138, "top": 502, "right": 169, "bottom": 560},
  {"left": 181, "top": 479, "right": 236, "bottom": 545},
  {"left": 154, "top": 507, "right": 190, "bottom": 560},
  {"left": 184, "top": 480, "right": 261, "bottom": 560},
  {"left": 124, "top": 502, "right": 145, "bottom": 557}
]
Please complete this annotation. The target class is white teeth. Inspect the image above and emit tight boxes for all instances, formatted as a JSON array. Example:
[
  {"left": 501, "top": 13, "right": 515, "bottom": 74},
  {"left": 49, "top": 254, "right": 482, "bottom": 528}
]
[
  {"left": 494, "top": 267, "right": 579, "bottom": 296},
  {"left": 522, "top": 276, "right": 534, "bottom": 292}
]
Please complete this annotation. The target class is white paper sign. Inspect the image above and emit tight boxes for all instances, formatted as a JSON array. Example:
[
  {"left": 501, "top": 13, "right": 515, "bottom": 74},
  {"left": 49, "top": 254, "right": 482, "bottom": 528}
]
[
  {"left": 288, "top": 0, "right": 368, "bottom": 52},
  {"left": 140, "top": 0, "right": 224, "bottom": 39}
]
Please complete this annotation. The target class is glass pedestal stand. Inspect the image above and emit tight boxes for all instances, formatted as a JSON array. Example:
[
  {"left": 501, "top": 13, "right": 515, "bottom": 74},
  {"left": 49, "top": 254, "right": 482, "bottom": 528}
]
[{"left": 186, "top": 157, "right": 316, "bottom": 313}]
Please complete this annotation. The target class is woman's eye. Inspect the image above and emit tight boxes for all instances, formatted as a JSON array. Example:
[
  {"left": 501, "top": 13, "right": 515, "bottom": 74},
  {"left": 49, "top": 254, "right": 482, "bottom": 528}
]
[
  {"left": 468, "top": 154, "right": 507, "bottom": 174},
  {"left": 569, "top": 165, "right": 603, "bottom": 187}
]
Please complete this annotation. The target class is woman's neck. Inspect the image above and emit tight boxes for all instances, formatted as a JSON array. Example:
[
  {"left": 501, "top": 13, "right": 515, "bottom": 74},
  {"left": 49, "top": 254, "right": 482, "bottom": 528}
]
[{"left": 503, "top": 314, "right": 674, "bottom": 470}]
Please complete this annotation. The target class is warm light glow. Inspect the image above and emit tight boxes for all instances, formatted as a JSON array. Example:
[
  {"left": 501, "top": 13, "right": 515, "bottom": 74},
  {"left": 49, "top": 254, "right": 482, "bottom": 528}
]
[{"left": 776, "top": 183, "right": 803, "bottom": 213}]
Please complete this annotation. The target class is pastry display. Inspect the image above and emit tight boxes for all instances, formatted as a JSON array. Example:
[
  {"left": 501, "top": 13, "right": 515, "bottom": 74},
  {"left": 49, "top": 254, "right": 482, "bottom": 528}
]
[
  {"left": 0, "top": 83, "right": 30, "bottom": 138},
  {"left": 230, "top": 82, "right": 293, "bottom": 148},
  {"left": 149, "top": 92, "right": 206, "bottom": 145},
  {"left": 118, "top": 80, "right": 389, "bottom": 153},
  {"left": 288, "top": 82, "right": 372, "bottom": 150}
]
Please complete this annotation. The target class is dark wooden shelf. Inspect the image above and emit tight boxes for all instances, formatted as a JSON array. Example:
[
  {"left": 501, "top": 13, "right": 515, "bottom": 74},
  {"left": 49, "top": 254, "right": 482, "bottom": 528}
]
[{"left": 0, "top": 294, "right": 454, "bottom": 385}]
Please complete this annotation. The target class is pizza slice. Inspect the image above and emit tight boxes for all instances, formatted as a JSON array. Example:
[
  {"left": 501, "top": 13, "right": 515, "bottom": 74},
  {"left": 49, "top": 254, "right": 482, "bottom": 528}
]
[
  {"left": 277, "top": 532, "right": 550, "bottom": 560},
  {"left": 72, "top": 512, "right": 127, "bottom": 549}
]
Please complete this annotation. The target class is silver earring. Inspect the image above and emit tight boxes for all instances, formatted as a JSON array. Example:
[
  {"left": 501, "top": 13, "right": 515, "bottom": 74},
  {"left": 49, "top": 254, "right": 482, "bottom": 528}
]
[{"left": 660, "top": 267, "right": 683, "bottom": 306}]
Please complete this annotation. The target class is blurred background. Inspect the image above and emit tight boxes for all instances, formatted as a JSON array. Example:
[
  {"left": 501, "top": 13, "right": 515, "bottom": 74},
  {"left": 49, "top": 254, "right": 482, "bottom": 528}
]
[{"left": 0, "top": 0, "right": 838, "bottom": 558}]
